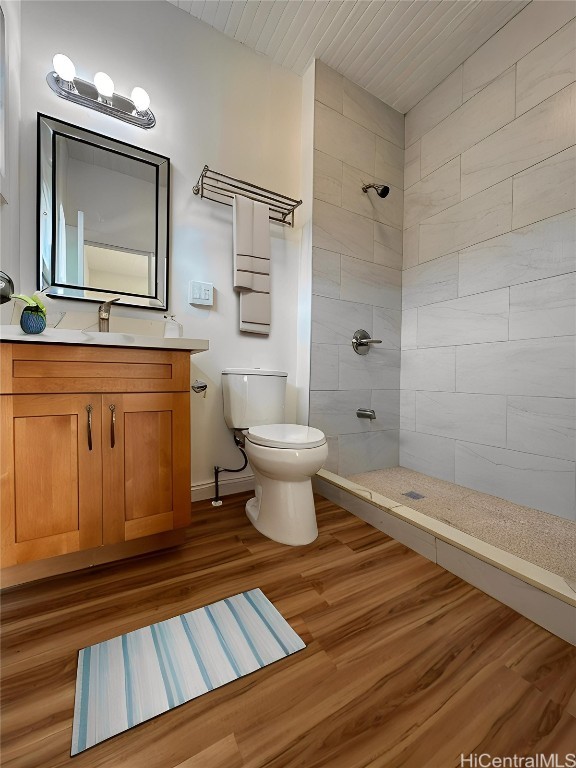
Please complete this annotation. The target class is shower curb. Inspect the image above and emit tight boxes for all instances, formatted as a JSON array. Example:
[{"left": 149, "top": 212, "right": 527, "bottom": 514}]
[{"left": 313, "top": 469, "right": 576, "bottom": 646}]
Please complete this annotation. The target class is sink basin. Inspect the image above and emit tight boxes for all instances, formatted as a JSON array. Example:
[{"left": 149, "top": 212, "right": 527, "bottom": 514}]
[{"left": 0, "top": 325, "right": 209, "bottom": 353}]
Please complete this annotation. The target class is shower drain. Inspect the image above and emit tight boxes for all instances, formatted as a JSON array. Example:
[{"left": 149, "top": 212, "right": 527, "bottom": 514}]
[{"left": 403, "top": 491, "right": 425, "bottom": 500}]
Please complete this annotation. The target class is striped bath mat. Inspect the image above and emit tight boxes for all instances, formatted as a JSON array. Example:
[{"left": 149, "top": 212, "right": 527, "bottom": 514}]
[{"left": 71, "top": 589, "right": 305, "bottom": 755}]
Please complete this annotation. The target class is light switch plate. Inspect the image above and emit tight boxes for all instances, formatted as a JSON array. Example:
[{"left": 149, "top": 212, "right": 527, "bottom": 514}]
[{"left": 188, "top": 280, "right": 213, "bottom": 306}]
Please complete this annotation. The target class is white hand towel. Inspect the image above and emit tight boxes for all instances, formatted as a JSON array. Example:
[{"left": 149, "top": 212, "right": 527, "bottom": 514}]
[
  {"left": 233, "top": 195, "right": 253, "bottom": 257},
  {"left": 233, "top": 195, "right": 254, "bottom": 292},
  {"left": 252, "top": 201, "right": 271, "bottom": 261},
  {"left": 233, "top": 195, "right": 272, "bottom": 335},
  {"left": 240, "top": 291, "right": 271, "bottom": 333}
]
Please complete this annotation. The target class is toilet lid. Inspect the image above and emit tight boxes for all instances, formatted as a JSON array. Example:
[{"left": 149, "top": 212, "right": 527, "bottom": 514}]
[{"left": 246, "top": 424, "right": 326, "bottom": 449}]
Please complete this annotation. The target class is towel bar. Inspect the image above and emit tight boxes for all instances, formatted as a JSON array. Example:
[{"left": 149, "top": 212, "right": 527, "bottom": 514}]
[{"left": 193, "top": 165, "right": 302, "bottom": 227}]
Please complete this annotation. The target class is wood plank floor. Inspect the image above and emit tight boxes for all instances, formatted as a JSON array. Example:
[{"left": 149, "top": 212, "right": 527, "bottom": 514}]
[{"left": 1, "top": 493, "right": 575, "bottom": 768}]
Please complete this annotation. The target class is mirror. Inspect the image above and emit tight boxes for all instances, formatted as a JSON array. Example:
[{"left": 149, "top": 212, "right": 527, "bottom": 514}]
[{"left": 37, "top": 114, "right": 170, "bottom": 310}]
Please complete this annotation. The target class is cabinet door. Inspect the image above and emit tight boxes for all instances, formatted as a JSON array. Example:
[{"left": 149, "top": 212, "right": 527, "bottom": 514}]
[
  {"left": 0, "top": 395, "right": 103, "bottom": 566},
  {"left": 102, "top": 392, "right": 191, "bottom": 544}
]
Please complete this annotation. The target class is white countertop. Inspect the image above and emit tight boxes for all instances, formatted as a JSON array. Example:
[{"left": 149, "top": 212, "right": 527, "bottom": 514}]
[{"left": 0, "top": 326, "right": 209, "bottom": 353}]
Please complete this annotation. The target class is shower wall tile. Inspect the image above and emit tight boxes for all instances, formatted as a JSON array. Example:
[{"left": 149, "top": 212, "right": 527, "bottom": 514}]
[
  {"left": 339, "top": 430, "right": 400, "bottom": 476},
  {"left": 312, "top": 295, "right": 372, "bottom": 345},
  {"left": 370, "top": 389, "right": 400, "bottom": 431},
  {"left": 402, "top": 225, "right": 419, "bottom": 270},
  {"left": 507, "top": 396, "right": 576, "bottom": 462},
  {"left": 402, "top": 253, "right": 458, "bottom": 310},
  {"left": 417, "top": 288, "right": 509, "bottom": 347},
  {"left": 401, "top": 347, "right": 456, "bottom": 392},
  {"left": 454, "top": 442, "right": 576, "bottom": 520},
  {"left": 310, "top": 343, "right": 338, "bottom": 391},
  {"left": 342, "top": 162, "right": 377, "bottom": 220},
  {"left": 418, "top": 180, "right": 512, "bottom": 264},
  {"left": 339, "top": 345, "right": 401, "bottom": 391},
  {"left": 315, "top": 60, "right": 343, "bottom": 113},
  {"left": 460, "top": 83, "right": 576, "bottom": 199},
  {"left": 313, "top": 150, "right": 342, "bottom": 207},
  {"left": 315, "top": 101, "right": 375, "bottom": 176},
  {"left": 516, "top": 18, "right": 576, "bottom": 116},
  {"left": 374, "top": 241, "right": 403, "bottom": 271},
  {"left": 420, "top": 68, "right": 515, "bottom": 177},
  {"left": 373, "top": 306, "right": 401, "bottom": 350},
  {"left": 310, "top": 65, "right": 404, "bottom": 475},
  {"left": 313, "top": 199, "right": 374, "bottom": 262},
  {"left": 509, "top": 272, "right": 576, "bottom": 340},
  {"left": 415, "top": 391, "right": 507, "bottom": 448},
  {"left": 341, "top": 254, "right": 401, "bottom": 310},
  {"left": 312, "top": 247, "right": 341, "bottom": 299},
  {"left": 512, "top": 145, "right": 576, "bottom": 230},
  {"left": 403, "top": 157, "right": 461, "bottom": 230},
  {"left": 400, "top": 3, "right": 576, "bottom": 519},
  {"left": 309, "top": 389, "right": 372, "bottom": 436},
  {"left": 405, "top": 67, "right": 463, "bottom": 148},
  {"left": 400, "top": 390, "right": 416, "bottom": 431},
  {"left": 399, "top": 430, "right": 456, "bottom": 482},
  {"left": 458, "top": 211, "right": 576, "bottom": 297},
  {"left": 462, "top": 0, "right": 576, "bottom": 102},
  {"left": 404, "top": 140, "right": 421, "bottom": 189},
  {"left": 401, "top": 309, "right": 417, "bottom": 350},
  {"left": 372, "top": 184, "right": 404, "bottom": 231},
  {"left": 374, "top": 220, "right": 403, "bottom": 260},
  {"left": 343, "top": 78, "right": 404, "bottom": 148},
  {"left": 345, "top": 175, "right": 405, "bottom": 235},
  {"left": 324, "top": 436, "right": 339, "bottom": 474},
  {"left": 456, "top": 337, "right": 576, "bottom": 398},
  {"left": 375, "top": 136, "right": 404, "bottom": 191}
]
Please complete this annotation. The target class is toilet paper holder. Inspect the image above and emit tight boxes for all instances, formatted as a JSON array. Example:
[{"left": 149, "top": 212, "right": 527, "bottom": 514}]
[{"left": 191, "top": 379, "right": 208, "bottom": 395}]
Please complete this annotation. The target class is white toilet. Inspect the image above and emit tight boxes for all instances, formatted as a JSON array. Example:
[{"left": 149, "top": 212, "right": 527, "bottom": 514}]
[{"left": 221, "top": 368, "right": 328, "bottom": 546}]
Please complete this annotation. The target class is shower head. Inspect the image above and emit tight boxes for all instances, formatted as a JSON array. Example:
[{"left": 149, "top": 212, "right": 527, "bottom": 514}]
[{"left": 362, "top": 183, "right": 390, "bottom": 198}]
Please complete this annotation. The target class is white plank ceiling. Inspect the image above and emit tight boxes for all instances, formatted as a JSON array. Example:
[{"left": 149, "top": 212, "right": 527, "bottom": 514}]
[{"left": 166, "top": 0, "right": 530, "bottom": 113}]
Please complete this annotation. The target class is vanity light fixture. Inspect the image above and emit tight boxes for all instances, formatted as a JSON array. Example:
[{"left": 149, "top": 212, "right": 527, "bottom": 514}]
[
  {"left": 46, "top": 53, "right": 156, "bottom": 129},
  {"left": 94, "top": 71, "right": 114, "bottom": 105}
]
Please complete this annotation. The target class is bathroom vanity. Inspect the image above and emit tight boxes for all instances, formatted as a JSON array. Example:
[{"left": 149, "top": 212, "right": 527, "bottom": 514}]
[{"left": 0, "top": 330, "right": 209, "bottom": 586}]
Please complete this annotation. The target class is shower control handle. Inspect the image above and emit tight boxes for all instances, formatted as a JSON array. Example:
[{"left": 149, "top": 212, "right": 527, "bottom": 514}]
[{"left": 352, "top": 329, "right": 382, "bottom": 355}]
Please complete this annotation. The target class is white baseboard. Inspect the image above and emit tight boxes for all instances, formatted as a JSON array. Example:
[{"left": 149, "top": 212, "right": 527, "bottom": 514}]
[{"left": 191, "top": 474, "right": 255, "bottom": 502}]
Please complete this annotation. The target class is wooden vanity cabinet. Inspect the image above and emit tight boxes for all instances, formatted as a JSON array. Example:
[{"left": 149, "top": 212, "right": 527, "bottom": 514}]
[
  {"left": 101, "top": 392, "right": 190, "bottom": 545},
  {"left": 0, "top": 343, "right": 192, "bottom": 577}
]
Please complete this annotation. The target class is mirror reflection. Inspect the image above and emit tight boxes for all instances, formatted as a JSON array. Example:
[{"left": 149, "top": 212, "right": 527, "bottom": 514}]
[{"left": 38, "top": 114, "right": 169, "bottom": 310}]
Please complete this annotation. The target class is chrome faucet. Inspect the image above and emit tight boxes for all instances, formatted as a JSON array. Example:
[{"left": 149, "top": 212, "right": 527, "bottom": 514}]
[{"left": 98, "top": 297, "right": 121, "bottom": 332}]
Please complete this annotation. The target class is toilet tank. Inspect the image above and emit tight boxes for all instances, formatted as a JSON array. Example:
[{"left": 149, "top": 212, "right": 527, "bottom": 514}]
[{"left": 222, "top": 368, "right": 287, "bottom": 429}]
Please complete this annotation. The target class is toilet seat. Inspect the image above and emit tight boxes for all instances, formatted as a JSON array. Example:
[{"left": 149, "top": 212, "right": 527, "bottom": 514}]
[{"left": 246, "top": 424, "right": 326, "bottom": 450}]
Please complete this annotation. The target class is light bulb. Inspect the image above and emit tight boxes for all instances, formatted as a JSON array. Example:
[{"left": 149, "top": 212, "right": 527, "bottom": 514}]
[
  {"left": 52, "top": 53, "right": 76, "bottom": 82},
  {"left": 94, "top": 71, "right": 114, "bottom": 98},
  {"left": 131, "top": 87, "right": 150, "bottom": 112}
]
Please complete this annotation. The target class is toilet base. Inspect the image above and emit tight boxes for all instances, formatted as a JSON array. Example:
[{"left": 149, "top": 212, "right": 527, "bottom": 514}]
[{"left": 246, "top": 478, "right": 318, "bottom": 546}]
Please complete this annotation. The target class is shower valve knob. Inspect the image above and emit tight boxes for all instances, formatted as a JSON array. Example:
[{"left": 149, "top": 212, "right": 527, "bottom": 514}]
[{"left": 352, "top": 329, "right": 382, "bottom": 355}]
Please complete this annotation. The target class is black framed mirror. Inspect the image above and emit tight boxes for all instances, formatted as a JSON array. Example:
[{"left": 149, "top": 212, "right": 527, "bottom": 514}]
[{"left": 37, "top": 114, "right": 170, "bottom": 310}]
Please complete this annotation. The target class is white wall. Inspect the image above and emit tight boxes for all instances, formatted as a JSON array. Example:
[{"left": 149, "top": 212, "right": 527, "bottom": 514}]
[
  {"left": 400, "top": 2, "right": 576, "bottom": 520},
  {"left": 0, "top": 0, "right": 21, "bottom": 325},
  {"left": 19, "top": 1, "right": 305, "bottom": 495}
]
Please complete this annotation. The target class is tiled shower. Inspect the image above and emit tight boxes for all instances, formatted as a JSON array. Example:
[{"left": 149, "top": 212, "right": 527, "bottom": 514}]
[{"left": 309, "top": 1, "right": 576, "bottom": 522}]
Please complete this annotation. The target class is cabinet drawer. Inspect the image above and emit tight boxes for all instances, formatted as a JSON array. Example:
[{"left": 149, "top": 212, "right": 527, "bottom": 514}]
[{"left": 1, "top": 344, "right": 190, "bottom": 393}]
